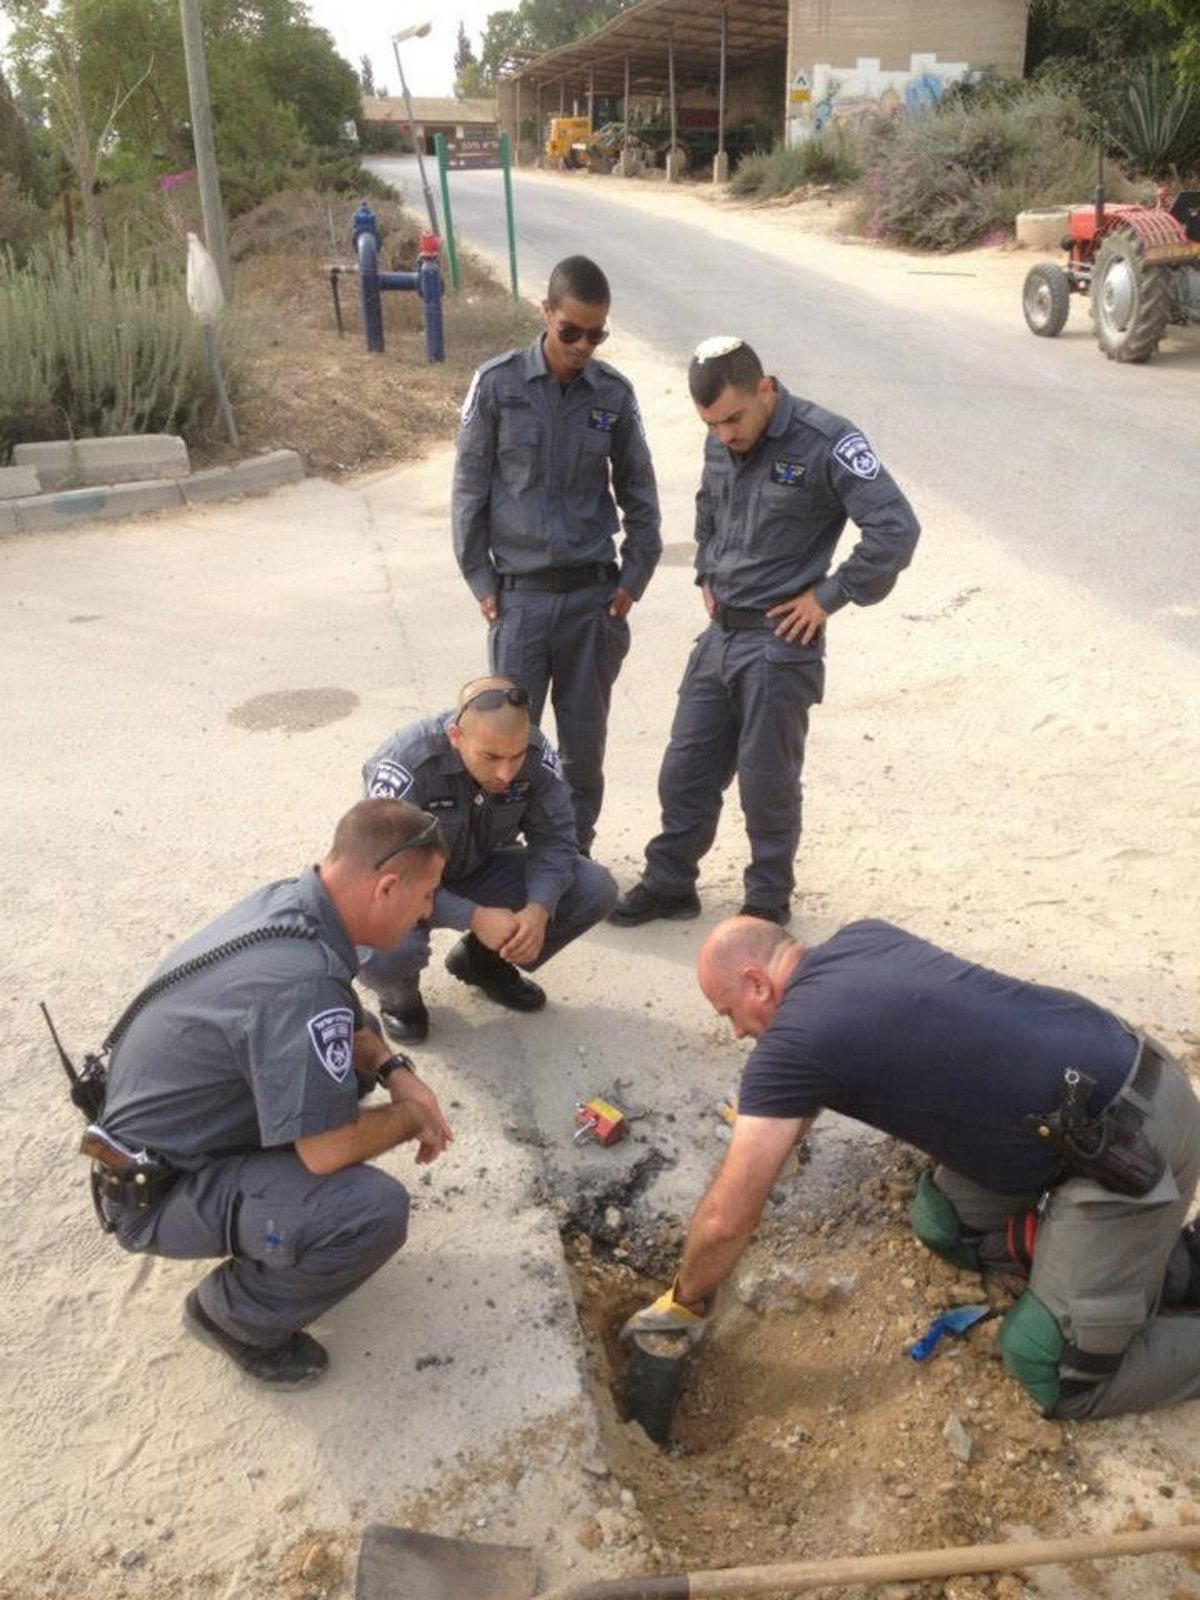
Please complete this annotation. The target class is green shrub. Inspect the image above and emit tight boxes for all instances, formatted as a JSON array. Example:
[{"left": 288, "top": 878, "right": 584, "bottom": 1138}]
[
  {"left": 0, "top": 172, "right": 49, "bottom": 266},
  {"left": 728, "top": 124, "right": 861, "bottom": 197},
  {"left": 0, "top": 237, "right": 231, "bottom": 462},
  {"left": 856, "top": 85, "right": 1105, "bottom": 250}
]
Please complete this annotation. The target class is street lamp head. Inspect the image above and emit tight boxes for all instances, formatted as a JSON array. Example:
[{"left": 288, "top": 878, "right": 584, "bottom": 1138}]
[{"left": 392, "top": 23, "right": 431, "bottom": 44}]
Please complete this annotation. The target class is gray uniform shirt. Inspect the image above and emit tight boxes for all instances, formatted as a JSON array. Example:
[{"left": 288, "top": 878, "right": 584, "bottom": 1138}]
[
  {"left": 452, "top": 337, "right": 663, "bottom": 602},
  {"left": 696, "top": 383, "right": 920, "bottom": 613},
  {"left": 362, "top": 713, "right": 577, "bottom": 926},
  {"left": 100, "top": 868, "right": 362, "bottom": 1170}
]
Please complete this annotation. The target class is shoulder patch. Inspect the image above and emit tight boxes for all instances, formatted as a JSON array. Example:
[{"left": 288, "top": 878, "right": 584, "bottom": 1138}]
[
  {"left": 460, "top": 350, "right": 518, "bottom": 427},
  {"left": 368, "top": 759, "right": 414, "bottom": 800},
  {"left": 307, "top": 1007, "right": 354, "bottom": 1084},
  {"left": 833, "top": 432, "right": 881, "bottom": 481},
  {"left": 460, "top": 368, "right": 483, "bottom": 427},
  {"left": 538, "top": 735, "right": 564, "bottom": 780}
]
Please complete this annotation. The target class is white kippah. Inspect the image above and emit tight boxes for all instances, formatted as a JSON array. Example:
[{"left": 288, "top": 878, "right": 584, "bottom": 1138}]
[{"left": 693, "top": 335, "right": 745, "bottom": 362}]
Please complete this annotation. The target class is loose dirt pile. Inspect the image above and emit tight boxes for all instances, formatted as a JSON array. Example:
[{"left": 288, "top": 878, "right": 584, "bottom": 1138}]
[{"left": 559, "top": 1132, "right": 1200, "bottom": 1600}]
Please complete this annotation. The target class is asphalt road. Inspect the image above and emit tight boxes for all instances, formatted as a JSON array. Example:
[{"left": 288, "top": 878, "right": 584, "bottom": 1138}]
[{"left": 372, "top": 155, "right": 1200, "bottom": 653}]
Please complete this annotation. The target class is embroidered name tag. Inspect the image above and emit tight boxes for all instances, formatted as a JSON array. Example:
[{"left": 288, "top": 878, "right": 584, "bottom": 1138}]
[{"left": 427, "top": 795, "right": 456, "bottom": 812}]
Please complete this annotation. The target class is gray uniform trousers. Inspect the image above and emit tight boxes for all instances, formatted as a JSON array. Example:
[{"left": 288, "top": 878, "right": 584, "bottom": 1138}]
[
  {"left": 360, "top": 846, "right": 617, "bottom": 993},
  {"left": 641, "top": 624, "right": 824, "bottom": 907},
  {"left": 934, "top": 1052, "right": 1200, "bottom": 1419},
  {"left": 109, "top": 1149, "right": 410, "bottom": 1346},
  {"left": 487, "top": 584, "right": 630, "bottom": 854}
]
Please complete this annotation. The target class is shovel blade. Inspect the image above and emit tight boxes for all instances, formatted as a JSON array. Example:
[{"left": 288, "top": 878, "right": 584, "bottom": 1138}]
[{"left": 356, "top": 1524, "right": 536, "bottom": 1600}]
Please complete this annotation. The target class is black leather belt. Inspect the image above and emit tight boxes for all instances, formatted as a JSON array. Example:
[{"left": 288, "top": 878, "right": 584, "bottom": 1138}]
[
  {"left": 713, "top": 604, "right": 770, "bottom": 631},
  {"left": 497, "top": 563, "right": 616, "bottom": 594}
]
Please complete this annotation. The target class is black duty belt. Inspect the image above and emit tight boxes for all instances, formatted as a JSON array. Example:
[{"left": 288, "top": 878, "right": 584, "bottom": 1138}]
[
  {"left": 497, "top": 563, "right": 617, "bottom": 594},
  {"left": 713, "top": 604, "right": 771, "bottom": 631},
  {"left": 1107, "top": 1032, "right": 1165, "bottom": 1121}
]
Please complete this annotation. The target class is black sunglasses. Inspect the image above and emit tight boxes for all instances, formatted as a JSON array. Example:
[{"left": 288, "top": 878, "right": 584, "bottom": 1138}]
[
  {"left": 554, "top": 322, "right": 609, "bottom": 347},
  {"left": 455, "top": 685, "right": 530, "bottom": 723},
  {"left": 372, "top": 812, "right": 443, "bottom": 871}
]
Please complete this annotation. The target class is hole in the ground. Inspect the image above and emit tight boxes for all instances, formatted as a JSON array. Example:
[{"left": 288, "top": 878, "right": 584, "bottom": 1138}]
[{"left": 555, "top": 1141, "right": 1090, "bottom": 1594}]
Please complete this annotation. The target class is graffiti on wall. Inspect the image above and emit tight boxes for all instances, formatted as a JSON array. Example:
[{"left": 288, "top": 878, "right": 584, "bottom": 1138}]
[{"left": 788, "top": 52, "right": 970, "bottom": 142}]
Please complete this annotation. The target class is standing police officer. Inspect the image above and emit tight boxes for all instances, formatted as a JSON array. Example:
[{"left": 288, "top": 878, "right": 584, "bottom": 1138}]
[
  {"left": 625, "top": 916, "right": 1200, "bottom": 1421},
  {"left": 93, "top": 800, "right": 453, "bottom": 1387},
  {"left": 359, "top": 676, "right": 617, "bottom": 1043},
  {"left": 611, "top": 338, "right": 920, "bottom": 928},
  {"left": 452, "top": 255, "right": 662, "bottom": 855}
]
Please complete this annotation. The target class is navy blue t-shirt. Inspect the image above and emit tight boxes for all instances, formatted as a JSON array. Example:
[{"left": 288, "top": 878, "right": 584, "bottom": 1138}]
[{"left": 738, "top": 920, "right": 1137, "bottom": 1193}]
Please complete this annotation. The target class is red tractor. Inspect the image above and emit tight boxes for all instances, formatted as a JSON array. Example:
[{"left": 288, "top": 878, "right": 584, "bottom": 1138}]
[{"left": 1022, "top": 183, "right": 1200, "bottom": 361}]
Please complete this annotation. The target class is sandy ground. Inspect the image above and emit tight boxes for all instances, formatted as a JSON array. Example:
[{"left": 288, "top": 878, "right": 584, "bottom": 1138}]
[{"left": 2, "top": 178, "right": 1199, "bottom": 1599}]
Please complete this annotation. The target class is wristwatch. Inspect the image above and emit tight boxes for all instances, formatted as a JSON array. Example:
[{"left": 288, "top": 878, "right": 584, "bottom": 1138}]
[{"left": 376, "top": 1052, "right": 416, "bottom": 1087}]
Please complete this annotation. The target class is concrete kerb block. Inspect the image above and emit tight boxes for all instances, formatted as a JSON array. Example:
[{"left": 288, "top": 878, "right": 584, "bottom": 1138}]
[
  {"left": 0, "top": 500, "right": 18, "bottom": 534},
  {"left": 182, "top": 450, "right": 305, "bottom": 505},
  {"left": 13, "top": 434, "right": 190, "bottom": 491},
  {"left": 12, "top": 479, "right": 186, "bottom": 533},
  {"left": 0, "top": 465, "right": 42, "bottom": 500}
]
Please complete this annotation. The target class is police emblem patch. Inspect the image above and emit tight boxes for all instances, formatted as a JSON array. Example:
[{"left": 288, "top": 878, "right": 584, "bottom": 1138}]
[
  {"left": 368, "top": 760, "right": 414, "bottom": 800},
  {"left": 588, "top": 407, "right": 619, "bottom": 432},
  {"left": 307, "top": 1007, "right": 355, "bottom": 1083},
  {"left": 460, "top": 369, "right": 483, "bottom": 427},
  {"left": 539, "top": 737, "right": 564, "bottom": 779},
  {"left": 770, "top": 456, "right": 807, "bottom": 487},
  {"left": 833, "top": 432, "right": 881, "bottom": 481},
  {"left": 498, "top": 778, "right": 532, "bottom": 804}
]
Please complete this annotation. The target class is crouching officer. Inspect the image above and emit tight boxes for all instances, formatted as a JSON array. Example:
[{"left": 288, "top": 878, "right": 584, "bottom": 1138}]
[
  {"left": 359, "top": 675, "right": 617, "bottom": 1042},
  {"left": 88, "top": 800, "right": 452, "bottom": 1387},
  {"left": 624, "top": 916, "right": 1200, "bottom": 1421}
]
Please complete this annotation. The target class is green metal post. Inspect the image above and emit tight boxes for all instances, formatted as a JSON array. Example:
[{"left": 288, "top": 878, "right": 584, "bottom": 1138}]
[
  {"left": 433, "top": 134, "right": 460, "bottom": 292},
  {"left": 500, "top": 130, "right": 519, "bottom": 299}
]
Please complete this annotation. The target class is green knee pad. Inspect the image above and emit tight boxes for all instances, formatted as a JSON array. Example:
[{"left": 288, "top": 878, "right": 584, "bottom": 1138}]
[
  {"left": 999, "top": 1290, "right": 1063, "bottom": 1413},
  {"left": 908, "top": 1170, "right": 981, "bottom": 1272}
]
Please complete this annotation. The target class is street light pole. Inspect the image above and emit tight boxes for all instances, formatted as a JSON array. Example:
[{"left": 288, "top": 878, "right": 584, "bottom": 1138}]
[{"left": 391, "top": 23, "right": 440, "bottom": 239}]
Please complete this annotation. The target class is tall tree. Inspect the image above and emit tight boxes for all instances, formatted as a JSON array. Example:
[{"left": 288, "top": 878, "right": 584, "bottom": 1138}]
[{"left": 479, "top": 0, "right": 635, "bottom": 83}]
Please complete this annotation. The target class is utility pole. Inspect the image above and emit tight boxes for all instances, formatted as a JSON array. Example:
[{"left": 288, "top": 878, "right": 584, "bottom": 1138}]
[{"left": 179, "top": 0, "right": 232, "bottom": 298}]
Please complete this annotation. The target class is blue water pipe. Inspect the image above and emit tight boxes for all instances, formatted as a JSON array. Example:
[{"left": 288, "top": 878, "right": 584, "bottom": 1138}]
[{"left": 351, "top": 200, "right": 444, "bottom": 363}]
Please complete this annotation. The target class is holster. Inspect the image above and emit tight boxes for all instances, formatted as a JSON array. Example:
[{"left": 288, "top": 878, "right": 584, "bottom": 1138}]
[
  {"left": 1026, "top": 1050, "right": 1166, "bottom": 1199},
  {"left": 81, "top": 1126, "right": 179, "bottom": 1231}
]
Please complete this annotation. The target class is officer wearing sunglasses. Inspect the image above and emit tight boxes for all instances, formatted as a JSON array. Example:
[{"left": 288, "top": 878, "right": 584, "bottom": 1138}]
[{"left": 452, "top": 254, "right": 662, "bottom": 857}]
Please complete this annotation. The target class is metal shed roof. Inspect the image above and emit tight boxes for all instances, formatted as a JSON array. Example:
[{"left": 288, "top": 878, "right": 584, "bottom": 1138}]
[{"left": 500, "top": 0, "right": 788, "bottom": 95}]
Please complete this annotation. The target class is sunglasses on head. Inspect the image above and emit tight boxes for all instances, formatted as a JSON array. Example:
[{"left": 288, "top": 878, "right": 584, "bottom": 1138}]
[
  {"left": 372, "top": 812, "right": 443, "bottom": 872},
  {"left": 455, "top": 685, "right": 530, "bottom": 722},
  {"left": 554, "top": 322, "right": 609, "bottom": 347}
]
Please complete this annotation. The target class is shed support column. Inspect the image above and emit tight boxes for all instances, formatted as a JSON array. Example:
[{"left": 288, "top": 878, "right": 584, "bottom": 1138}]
[
  {"left": 665, "top": 31, "right": 683, "bottom": 183},
  {"left": 713, "top": 3, "right": 730, "bottom": 183},
  {"left": 620, "top": 55, "right": 635, "bottom": 176}
]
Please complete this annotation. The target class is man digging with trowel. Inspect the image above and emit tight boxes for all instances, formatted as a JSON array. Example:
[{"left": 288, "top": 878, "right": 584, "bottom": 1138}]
[{"left": 623, "top": 916, "right": 1200, "bottom": 1425}]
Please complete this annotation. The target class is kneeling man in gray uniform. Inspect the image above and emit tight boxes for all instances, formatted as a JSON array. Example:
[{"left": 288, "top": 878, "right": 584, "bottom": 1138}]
[
  {"left": 359, "top": 676, "right": 617, "bottom": 1043},
  {"left": 93, "top": 800, "right": 453, "bottom": 1387},
  {"left": 625, "top": 917, "right": 1200, "bottom": 1421}
]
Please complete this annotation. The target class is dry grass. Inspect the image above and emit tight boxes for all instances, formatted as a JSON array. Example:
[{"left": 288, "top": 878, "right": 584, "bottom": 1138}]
[{"left": 202, "top": 187, "right": 541, "bottom": 477}]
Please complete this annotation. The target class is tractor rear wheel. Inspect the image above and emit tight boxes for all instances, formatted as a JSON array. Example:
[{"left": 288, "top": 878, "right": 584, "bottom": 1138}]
[
  {"left": 1022, "top": 263, "right": 1071, "bottom": 336},
  {"left": 1092, "top": 225, "right": 1170, "bottom": 362}
]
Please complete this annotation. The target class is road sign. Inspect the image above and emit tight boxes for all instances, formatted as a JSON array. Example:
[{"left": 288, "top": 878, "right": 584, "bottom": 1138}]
[{"left": 445, "top": 134, "right": 501, "bottom": 170}]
